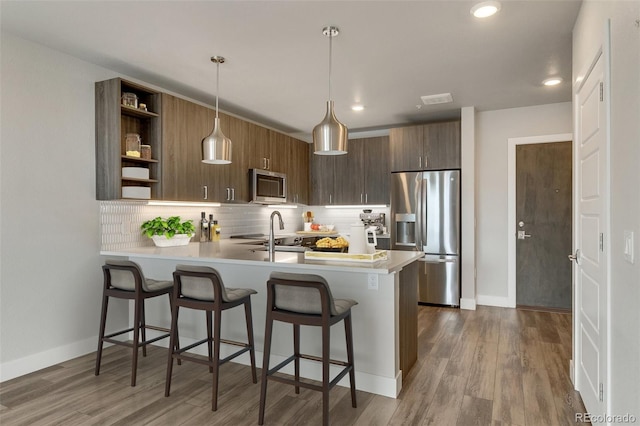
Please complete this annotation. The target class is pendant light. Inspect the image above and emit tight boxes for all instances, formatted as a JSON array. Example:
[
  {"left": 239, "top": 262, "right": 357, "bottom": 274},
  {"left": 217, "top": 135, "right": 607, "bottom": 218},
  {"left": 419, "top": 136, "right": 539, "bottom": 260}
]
[
  {"left": 313, "top": 26, "right": 348, "bottom": 155},
  {"left": 202, "top": 56, "right": 232, "bottom": 164}
]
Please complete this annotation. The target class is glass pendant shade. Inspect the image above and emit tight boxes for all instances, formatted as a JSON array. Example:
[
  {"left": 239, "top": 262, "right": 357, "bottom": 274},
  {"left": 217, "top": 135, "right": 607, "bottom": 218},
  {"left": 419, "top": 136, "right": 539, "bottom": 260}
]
[
  {"left": 313, "top": 100, "right": 348, "bottom": 155},
  {"left": 202, "top": 118, "right": 232, "bottom": 164}
]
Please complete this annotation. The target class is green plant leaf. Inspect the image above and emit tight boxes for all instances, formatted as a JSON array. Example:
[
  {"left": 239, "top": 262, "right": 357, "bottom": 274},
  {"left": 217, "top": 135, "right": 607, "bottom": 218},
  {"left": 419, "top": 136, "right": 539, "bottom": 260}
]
[{"left": 141, "top": 216, "right": 194, "bottom": 238}]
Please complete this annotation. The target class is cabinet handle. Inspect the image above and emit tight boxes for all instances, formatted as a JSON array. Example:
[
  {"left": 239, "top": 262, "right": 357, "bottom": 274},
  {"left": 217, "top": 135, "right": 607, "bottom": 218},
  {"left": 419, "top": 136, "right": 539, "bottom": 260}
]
[
  {"left": 262, "top": 158, "right": 266, "bottom": 169},
  {"left": 360, "top": 193, "right": 363, "bottom": 203},
  {"left": 231, "top": 188, "right": 235, "bottom": 201},
  {"left": 226, "top": 187, "right": 230, "bottom": 201},
  {"left": 267, "top": 158, "right": 270, "bottom": 170},
  {"left": 203, "top": 185, "right": 208, "bottom": 200},
  {"left": 419, "top": 156, "right": 422, "bottom": 169},
  {"left": 424, "top": 156, "right": 428, "bottom": 168},
  {"left": 365, "top": 193, "right": 368, "bottom": 203},
  {"left": 329, "top": 194, "right": 332, "bottom": 204}
]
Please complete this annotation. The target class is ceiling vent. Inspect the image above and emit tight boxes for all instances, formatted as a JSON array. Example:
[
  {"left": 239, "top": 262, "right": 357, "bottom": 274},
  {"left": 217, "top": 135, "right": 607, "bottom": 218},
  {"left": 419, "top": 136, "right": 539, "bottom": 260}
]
[{"left": 420, "top": 93, "right": 453, "bottom": 105}]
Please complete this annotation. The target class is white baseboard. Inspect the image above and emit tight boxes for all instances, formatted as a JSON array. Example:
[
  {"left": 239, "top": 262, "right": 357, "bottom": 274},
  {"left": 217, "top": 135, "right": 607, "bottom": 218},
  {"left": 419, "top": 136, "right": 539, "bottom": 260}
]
[
  {"left": 459, "top": 298, "right": 477, "bottom": 310},
  {"left": 570, "top": 359, "right": 575, "bottom": 387},
  {"left": 477, "top": 295, "right": 514, "bottom": 308},
  {"left": 0, "top": 336, "right": 97, "bottom": 382}
]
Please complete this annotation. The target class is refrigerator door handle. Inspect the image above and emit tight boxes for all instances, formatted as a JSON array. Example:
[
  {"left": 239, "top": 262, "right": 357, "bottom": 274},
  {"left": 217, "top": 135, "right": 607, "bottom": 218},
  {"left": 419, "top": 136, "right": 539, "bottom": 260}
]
[
  {"left": 420, "top": 176, "right": 428, "bottom": 250},
  {"left": 415, "top": 176, "right": 422, "bottom": 250}
]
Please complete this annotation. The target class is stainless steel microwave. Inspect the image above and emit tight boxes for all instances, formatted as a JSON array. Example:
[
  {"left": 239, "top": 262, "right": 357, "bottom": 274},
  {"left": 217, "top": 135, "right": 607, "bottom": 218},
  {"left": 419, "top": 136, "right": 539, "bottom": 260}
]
[{"left": 249, "top": 169, "right": 287, "bottom": 204}]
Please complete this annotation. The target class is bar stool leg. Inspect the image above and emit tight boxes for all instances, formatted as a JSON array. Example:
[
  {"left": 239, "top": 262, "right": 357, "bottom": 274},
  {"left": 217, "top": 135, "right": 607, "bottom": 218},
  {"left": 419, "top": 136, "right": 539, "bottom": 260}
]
[
  {"left": 258, "top": 312, "right": 273, "bottom": 425},
  {"left": 322, "top": 325, "right": 331, "bottom": 426},
  {"left": 140, "top": 298, "right": 147, "bottom": 358},
  {"left": 345, "top": 313, "right": 357, "bottom": 408},
  {"left": 95, "top": 293, "right": 109, "bottom": 376},
  {"left": 211, "top": 308, "right": 222, "bottom": 411},
  {"left": 130, "top": 297, "right": 142, "bottom": 387},
  {"left": 244, "top": 300, "right": 258, "bottom": 383},
  {"left": 168, "top": 293, "right": 181, "bottom": 366},
  {"left": 165, "top": 301, "right": 180, "bottom": 397},
  {"left": 293, "top": 324, "right": 300, "bottom": 394},
  {"left": 206, "top": 310, "right": 213, "bottom": 374}
]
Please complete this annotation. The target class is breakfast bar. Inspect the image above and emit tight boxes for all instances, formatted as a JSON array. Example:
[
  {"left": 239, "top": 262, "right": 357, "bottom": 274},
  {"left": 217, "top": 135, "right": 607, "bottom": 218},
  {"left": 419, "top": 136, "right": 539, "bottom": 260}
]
[{"left": 101, "top": 239, "right": 422, "bottom": 398}]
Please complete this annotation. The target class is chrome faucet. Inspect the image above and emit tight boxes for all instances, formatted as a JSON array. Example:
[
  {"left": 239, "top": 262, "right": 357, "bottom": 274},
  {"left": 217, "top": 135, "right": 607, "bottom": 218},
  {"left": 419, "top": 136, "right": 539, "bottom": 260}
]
[{"left": 268, "top": 210, "right": 284, "bottom": 261}]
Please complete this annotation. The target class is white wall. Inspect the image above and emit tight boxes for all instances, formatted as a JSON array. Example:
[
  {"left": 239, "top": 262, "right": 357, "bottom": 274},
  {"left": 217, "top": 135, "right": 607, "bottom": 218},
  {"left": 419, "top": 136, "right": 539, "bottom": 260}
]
[
  {"left": 573, "top": 0, "right": 640, "bottom": 416},
  {"left": 475, "top": 102, "right": 573, "bottom": 304},
  {"left": 0, "top": 33, "right": 126, "bottom": 380}
]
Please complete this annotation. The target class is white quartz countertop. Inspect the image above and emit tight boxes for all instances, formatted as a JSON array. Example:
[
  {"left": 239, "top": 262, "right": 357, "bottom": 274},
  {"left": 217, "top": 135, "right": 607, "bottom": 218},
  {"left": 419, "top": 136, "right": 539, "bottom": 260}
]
[{"left": 101, "top": 239, "right": 422, "bottom": 274}]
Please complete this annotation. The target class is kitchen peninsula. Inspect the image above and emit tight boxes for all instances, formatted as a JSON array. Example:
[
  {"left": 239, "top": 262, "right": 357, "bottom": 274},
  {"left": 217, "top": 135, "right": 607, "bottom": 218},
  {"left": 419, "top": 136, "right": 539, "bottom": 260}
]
[{"left": 101, "top": 239, "right": 422, "bottom": 398}]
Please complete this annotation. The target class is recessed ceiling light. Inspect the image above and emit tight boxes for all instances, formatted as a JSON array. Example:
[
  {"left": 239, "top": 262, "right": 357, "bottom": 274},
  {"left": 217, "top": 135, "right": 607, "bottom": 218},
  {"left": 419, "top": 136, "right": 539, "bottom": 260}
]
[
  {"left": 543, "top": 77, "right": 563, "bottom": 86},
  {"left": 351, "top": 104, "right": 365, "bottom": 111},
  {"left": 471, "top": 1, "right": 501, "bottom": 18}
]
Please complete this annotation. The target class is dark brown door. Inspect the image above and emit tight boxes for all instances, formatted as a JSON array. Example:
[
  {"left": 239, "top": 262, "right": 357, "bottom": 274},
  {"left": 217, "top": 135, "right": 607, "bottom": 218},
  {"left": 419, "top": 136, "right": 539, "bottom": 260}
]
[{"left": 516, "top": 142, "right": 572, "bottom": 310}]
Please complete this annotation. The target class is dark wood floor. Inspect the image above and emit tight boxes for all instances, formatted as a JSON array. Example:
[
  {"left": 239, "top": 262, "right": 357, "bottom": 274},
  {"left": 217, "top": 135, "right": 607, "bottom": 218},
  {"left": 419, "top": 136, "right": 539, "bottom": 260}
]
[{"left": 0, "top": 306, "right": 587, "bottom": 425}]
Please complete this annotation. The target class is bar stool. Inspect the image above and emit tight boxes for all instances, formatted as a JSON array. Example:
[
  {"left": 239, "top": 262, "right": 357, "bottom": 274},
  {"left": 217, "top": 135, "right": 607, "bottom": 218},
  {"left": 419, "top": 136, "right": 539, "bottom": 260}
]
[
  {"left": 258, "top": 272, "right": 358, "bottom": 426},
  {"left": 95, "top": 259, "right": 174, "bottom": 387},
  {"left": 165, "top": 264, "right": 258, "bottom": 411}
]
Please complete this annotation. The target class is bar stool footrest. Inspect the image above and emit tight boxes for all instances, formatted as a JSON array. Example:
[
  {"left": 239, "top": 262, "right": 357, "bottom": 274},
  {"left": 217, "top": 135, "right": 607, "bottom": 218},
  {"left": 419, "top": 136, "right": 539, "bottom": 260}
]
[
  {"left": 172, "top": 337, "right": 252, "bottom": 366},
  {"left": 266, "top": 353, "right": 353, "bottom": 391}
]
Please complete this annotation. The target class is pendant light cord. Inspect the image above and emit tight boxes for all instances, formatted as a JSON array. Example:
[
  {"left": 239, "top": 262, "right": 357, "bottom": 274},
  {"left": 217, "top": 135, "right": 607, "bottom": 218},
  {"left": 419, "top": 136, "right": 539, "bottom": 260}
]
[
  {"left": 215, "top": 61, "right": 220, "bottom": 119},
  {"left": 328, "top": 31, "right": 333, "bottom": 102}
]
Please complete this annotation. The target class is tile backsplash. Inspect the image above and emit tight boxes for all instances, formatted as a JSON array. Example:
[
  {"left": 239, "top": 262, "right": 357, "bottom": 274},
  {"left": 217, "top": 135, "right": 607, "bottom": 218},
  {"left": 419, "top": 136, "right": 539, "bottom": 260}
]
[{"left": 99, "top": 201, "right": 389, "bottom": 251}]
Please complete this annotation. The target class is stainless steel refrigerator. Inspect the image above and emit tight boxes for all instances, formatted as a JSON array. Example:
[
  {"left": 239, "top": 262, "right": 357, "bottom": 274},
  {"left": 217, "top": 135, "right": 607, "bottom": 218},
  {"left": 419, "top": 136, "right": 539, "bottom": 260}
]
[{"left": 391, "top": 170, "right": 461, "bottom": 306}]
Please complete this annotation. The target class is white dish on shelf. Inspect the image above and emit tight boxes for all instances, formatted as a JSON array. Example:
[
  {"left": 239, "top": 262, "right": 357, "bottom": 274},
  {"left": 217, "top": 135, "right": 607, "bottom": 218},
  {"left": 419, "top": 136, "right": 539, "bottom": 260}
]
[
  {"left": 122, "top": 186, "right": 150, "bottom": 199},
  {"left": 122, "top": 167, "right": 149, "bottom": 179}
]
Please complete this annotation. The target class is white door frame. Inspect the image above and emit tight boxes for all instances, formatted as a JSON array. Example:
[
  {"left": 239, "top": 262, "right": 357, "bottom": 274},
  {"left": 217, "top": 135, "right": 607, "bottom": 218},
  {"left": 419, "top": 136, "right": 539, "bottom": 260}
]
[{"left": 506, "top": 133, "right": 573, "bottom": 308}]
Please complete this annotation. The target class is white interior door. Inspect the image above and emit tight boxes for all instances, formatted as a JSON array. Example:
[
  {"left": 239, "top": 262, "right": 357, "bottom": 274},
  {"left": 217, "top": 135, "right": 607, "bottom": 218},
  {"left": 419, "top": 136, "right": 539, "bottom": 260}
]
[{"left": 573, "top": 51, "right": 608, "bottom": 414}]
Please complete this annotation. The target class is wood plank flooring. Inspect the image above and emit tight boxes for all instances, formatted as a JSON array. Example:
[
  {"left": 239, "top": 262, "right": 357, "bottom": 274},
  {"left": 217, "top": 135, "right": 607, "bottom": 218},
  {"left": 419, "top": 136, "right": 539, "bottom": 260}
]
[{"left": 0, "top": 306, "right": 588, "bottom": 425}]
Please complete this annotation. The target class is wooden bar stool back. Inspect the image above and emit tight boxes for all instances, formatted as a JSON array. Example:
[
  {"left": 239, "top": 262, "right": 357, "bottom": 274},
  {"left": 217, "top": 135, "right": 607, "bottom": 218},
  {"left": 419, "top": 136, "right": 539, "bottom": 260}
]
[
  {"left": 95, "top": 259, "right": 174, "bottom": 386},
  {"left": 258, "top": 272, "right": 358, "bottom": 426},
  {"left": 165, "top": 264, "right": 258, "bottom": 411}
]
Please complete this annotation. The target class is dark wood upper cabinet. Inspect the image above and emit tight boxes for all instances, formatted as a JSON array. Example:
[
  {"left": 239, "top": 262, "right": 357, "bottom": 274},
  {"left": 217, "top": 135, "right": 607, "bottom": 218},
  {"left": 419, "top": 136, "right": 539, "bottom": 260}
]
[
  {"left": 97, "top": 78, "right": 305, "bottom": 203},
  {"left": 361, "top": 136, "right": 391, "bottom": 204},
  {"left": 309, "top": 152, "right": 337, "bottom": 205},
  {"left": 284, "top": 135, "right": 310, "bottom": 205},
  {"left": 161, "top": 93, "right": 210, "bottom": 201},
  {"left": 390, "top": 120, "right": 460, "bottom": 172},
  {"left": 424, "top": 121, "right": 461, "bottom": 170},
  {"left": 95, "top": 78, "right": 162, "bottom": 200},
  {"left": 309, "top": 136, "right": 390, "bottom": 205},
  {"left": 160, "top": 94, "right": 307, "bottom": 203}
]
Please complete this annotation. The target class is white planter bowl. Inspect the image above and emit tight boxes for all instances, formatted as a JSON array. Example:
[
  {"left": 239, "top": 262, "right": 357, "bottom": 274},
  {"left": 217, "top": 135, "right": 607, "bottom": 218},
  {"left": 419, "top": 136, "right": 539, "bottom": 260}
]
[{"left": 151, "top": 234, "right": 192, "bottom": 247}]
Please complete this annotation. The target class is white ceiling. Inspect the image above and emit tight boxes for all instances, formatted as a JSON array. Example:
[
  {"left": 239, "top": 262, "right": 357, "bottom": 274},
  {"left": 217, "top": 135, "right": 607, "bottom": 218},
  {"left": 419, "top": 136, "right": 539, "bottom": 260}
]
[{"left": 1, "top": 0, "right": 581, "bottom": 140}]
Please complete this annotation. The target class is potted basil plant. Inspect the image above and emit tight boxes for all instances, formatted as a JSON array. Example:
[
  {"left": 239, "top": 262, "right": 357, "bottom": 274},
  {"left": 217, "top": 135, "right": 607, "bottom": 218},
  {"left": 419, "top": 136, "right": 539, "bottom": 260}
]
[{"left": 141, "top": 216, "right": 195, "bottom": 247}]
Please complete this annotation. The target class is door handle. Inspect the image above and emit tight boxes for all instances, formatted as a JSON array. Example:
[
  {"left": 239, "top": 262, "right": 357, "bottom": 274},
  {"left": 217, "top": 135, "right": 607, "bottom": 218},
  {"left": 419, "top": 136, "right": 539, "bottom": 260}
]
[
  {"left": 568, "top": 249, "right": 581, "bottom": 265},
  {"left": 203, "top": 185, "right": 208, "bottom": 200},
  {"left": 517, "top": 230, "right": 531, "bottom": 240}
]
